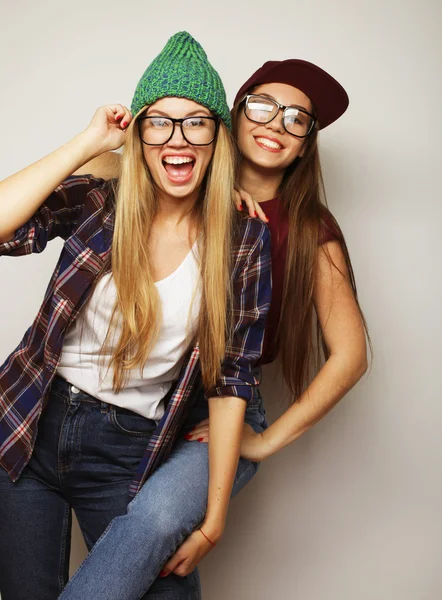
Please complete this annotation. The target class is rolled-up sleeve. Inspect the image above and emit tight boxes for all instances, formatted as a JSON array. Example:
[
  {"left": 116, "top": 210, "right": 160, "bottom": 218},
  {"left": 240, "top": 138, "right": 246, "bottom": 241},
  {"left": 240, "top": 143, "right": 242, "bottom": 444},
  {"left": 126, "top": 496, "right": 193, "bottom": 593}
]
[
  {"left": 0, "top": 175, "right": 105, "bottom": 257},
  {"left": 206, "top": 218, "right": 272, "bottom": 403}
]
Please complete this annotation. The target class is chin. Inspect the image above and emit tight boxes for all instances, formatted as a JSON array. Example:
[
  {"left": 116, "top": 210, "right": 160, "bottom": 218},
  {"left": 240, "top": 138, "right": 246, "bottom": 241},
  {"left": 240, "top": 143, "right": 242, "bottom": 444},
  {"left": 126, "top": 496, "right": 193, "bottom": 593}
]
[
  {"left": 170, "top": 187, "right": 196, "bottom": 199},
  {"left": 161, "top": 181, "right": 198, "bottom": 199},
  {"left": 252, "top": 157, "right": 285, "bottom": 171}
]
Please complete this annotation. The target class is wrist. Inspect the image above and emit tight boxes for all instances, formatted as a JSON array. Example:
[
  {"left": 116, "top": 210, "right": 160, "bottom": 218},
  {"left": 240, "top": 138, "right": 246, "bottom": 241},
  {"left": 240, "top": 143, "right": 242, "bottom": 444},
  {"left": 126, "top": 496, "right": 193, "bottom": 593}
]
[
  {"left": 200, "top": 518, "right": 225, "bottom": 543},
  {"left": 198, "top": 528, "right": 217, "bottom": 547},
  {"left": 72, "top": 130, "right": 105, "bottom": 162}
]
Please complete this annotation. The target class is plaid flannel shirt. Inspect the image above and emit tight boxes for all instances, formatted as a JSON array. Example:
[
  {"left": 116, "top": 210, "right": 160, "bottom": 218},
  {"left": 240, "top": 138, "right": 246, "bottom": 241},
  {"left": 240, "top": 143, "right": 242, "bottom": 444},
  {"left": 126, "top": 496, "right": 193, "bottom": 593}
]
[{"left": 0, "top": 175, "right": 271, "bottom": 496}]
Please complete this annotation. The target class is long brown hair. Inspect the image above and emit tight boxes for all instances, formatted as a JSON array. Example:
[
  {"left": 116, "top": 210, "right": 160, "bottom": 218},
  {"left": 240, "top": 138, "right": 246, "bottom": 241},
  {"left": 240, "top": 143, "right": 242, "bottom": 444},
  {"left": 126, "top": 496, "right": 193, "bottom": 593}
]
[
  {"left": 98, "top": 109, "right": 236, "bottom": 393},
  {"left": 232, "top": 100, "right": 370, "bottom": 400}
]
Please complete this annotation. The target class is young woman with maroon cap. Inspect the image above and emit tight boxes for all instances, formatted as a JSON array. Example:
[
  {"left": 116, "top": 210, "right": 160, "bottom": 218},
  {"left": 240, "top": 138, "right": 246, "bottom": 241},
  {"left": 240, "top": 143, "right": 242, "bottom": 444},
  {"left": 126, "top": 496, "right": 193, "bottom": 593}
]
[
  {"left": 60, "top": 59, "right": 369, "bottom": 600},
  {"left": 186, "top": 59, "right": 369, "bottom": 461}
]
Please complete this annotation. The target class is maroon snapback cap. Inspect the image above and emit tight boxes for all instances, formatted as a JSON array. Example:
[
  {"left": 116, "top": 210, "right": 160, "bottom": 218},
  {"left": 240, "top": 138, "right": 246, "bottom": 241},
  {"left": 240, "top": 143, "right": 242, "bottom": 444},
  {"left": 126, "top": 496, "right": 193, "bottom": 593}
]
[{"left": 233, "top": 59, "right": 349, "bottom": 130}]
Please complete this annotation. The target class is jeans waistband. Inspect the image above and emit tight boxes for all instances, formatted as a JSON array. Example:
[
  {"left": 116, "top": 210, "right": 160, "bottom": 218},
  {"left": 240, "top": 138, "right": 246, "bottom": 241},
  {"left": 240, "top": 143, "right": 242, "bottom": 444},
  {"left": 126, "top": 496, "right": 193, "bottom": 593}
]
[
  {"left": 51, "top": 374, "right": 111, "bottom": 406},
  {"left": 50, "top": 375, "right": 159, "bottom": 428}
]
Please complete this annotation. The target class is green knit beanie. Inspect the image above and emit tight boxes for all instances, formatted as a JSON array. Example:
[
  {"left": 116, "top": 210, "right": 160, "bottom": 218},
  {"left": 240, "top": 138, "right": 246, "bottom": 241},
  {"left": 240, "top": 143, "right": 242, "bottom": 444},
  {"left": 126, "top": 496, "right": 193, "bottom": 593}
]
[{"left": 130, "top": 31, "right": 231, "bottom": 129}]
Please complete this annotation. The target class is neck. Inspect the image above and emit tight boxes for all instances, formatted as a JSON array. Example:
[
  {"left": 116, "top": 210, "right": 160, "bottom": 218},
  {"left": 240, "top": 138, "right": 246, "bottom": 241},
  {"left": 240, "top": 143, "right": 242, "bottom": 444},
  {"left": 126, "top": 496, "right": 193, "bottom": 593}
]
[
  {"left": 155, "top": 188, "right": 199, "bottom": 228},
  {"left": 238, "top": 158, "right": 284, "bottom": 203}
]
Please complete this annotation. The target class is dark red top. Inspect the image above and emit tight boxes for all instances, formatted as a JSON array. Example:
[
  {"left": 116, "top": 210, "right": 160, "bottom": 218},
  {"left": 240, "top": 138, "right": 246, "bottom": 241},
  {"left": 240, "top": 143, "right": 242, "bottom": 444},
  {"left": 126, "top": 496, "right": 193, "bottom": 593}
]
[{"left": 259, "top": 198, "right": 342, "bottom": 364}]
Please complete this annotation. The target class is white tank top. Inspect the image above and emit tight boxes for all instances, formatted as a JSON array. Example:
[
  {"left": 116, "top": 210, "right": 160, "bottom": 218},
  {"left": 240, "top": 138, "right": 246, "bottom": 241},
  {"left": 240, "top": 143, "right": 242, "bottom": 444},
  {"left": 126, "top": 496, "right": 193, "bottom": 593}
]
[{"left": 57, "top": 246, "right": 201, "bottom": 420}]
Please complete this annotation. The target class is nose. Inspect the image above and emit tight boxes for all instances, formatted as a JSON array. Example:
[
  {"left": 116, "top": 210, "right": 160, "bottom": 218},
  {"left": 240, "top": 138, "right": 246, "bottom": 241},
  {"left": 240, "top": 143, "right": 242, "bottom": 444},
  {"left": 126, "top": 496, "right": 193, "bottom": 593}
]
[
  {"left": 167, "top": 122, "right": 188, "bottom": 147},
  {"left": 265, "top": 109, "right": 285, "bottom": 135}
]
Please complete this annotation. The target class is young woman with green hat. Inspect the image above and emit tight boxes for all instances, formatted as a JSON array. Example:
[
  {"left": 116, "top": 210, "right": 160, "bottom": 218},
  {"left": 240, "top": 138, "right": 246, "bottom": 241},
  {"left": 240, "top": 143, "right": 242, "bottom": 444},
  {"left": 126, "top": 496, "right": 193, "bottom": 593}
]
[
  {"left": 0, "top": 32, "right": 271, "bottom": 599},
  {"left": 61, "top": 57, "right": 369, "bottom": 600}
]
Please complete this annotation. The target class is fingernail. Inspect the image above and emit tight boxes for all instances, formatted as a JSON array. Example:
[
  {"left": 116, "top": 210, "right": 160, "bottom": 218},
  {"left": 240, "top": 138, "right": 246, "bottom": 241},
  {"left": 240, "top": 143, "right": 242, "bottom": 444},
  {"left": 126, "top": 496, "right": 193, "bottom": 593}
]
[
  {"left": 122, "top": 121, "right": 128, "bottom": 128},
  {"left": 266, "top": 217, "right": 270, "bottom": 223},
  {"left": 253, "top": 211, "right": 257, "bottom": 218},
  {"left": 197, "top": 437, "right": 204, "bottom": 442},
  {"left": 184, "top": 434, "right": 192, "bottom": 440},
  {"left": 159, "top": 570, "right": 167, "bottom": 577},
  {"left": 116, "top": 115, "right": 123, "bottom": 121},
  {"left": 238, "top": 205, "right": 243, "bottom": 211}
]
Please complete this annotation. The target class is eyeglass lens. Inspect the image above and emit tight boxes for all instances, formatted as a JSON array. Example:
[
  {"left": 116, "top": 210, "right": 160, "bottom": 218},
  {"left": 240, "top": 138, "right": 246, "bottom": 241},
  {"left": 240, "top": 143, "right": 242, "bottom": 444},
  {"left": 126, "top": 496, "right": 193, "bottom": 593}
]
[
  {"left": 245, "top": 96, "right": 313, "bottom": 137},
  {"left": 139, "top": 117, "right": 217, "bottom": 145}
]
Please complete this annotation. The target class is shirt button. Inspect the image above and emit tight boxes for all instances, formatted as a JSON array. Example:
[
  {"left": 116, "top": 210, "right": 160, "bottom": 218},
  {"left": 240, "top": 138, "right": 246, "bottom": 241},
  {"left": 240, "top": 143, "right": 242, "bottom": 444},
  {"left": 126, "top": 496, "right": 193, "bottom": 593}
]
[{"left": 71, "top": 385, "right": 81, "bottom": 394}]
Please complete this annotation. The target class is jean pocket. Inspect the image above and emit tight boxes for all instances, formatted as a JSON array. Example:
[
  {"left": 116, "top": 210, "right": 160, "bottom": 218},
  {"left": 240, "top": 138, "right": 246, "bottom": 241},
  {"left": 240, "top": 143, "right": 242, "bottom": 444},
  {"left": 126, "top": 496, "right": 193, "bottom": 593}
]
[
  {"left": 49, "top": 375, "right": 70, "bottom": 401},
  {"left": 109, "top": 407, "right": 156, "bottom": 437}
]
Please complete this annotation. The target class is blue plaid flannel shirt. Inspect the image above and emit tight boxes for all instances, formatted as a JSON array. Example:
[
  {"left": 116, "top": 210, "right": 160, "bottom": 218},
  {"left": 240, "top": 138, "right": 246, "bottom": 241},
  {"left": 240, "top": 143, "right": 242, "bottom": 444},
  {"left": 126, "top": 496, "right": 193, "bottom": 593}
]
[{"left": 0, "top": 175, "right": 271, "bottom": 496}]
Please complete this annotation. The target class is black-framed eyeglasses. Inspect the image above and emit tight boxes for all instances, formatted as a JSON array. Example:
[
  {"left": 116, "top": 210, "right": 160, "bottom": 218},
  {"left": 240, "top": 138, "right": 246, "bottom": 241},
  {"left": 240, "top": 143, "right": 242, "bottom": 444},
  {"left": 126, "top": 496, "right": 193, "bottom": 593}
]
[
  {"left": 243, "top": 94, "right": 316, "bottom": 138},
  {"left": 137, "top": 115, "right": 219, "bottom": 146}
]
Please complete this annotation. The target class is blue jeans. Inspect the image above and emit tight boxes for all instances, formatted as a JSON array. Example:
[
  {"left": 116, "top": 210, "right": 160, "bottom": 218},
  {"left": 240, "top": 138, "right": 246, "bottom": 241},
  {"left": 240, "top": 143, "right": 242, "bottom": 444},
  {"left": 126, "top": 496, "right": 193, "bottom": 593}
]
[
  {"left": 0, "top": 375, "right": 158, "bottom": 600},
  {"left": 58, "top": 384, "right": 268, "bottom": 600}
]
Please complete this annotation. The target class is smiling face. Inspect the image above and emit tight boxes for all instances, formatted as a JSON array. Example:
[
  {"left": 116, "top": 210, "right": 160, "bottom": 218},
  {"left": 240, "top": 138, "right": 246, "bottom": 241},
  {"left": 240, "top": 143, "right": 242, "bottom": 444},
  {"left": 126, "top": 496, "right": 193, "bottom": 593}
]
[
  {"left": 139, "top": 97, "right": 216, "bottom": 202},
  {"left": 236, "top": 82, "right": 314, "bottom": 173}
]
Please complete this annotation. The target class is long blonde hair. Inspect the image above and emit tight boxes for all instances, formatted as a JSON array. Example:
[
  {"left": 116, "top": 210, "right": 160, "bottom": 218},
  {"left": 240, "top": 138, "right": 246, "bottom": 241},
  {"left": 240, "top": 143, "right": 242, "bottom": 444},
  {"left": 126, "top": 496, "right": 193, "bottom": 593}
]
[{"left": 101, "top": 109, "right": 236, "bottom": 393}]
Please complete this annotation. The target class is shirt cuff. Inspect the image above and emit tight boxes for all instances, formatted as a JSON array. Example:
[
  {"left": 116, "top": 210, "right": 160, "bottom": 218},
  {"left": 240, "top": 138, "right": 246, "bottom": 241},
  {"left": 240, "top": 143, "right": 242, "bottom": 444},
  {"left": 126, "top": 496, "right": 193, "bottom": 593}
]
[
  {"left": 205, "top": 376, "right": 258, "bottom": 403},
  {"left": 0, "top": 224, "right": 34, "bottom": 256}
]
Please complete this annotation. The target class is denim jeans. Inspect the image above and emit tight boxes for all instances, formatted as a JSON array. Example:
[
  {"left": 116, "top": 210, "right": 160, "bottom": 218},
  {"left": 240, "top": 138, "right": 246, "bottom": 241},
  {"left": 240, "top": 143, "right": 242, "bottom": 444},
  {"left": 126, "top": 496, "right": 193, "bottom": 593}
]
[
  {"left": 58, "top": 382, "right": 268, "bottom": 600},
  {"left": 0, "top": 375, "right": 158, "bottom": 600}
]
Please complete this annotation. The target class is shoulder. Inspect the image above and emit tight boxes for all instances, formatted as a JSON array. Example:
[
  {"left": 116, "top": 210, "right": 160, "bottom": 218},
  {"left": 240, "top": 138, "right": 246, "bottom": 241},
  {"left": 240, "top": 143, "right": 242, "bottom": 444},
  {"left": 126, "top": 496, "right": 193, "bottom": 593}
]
[
  {"left": 235, "top": 216, "right": 271, "bottom": 254},
  {"left": 319, "top": 206, "right": 343, "bottom": 246},
  {"left": 73, "top": 151, "right": 122, "bottom": 180},
  {"left": 57, "top": 174, "right": 108, "bottom": 191},
  {"left": 51, "top": 174, "right": 112, "bottom": 204},
  {"left": 64, "top": 174, "right": 116, "bottom": 205},
  {"left": 231, "top": 217, "right": 271, "bottom": 282},
  {"left": 58, "top": 176, "right": 116, "bottom": 237}
]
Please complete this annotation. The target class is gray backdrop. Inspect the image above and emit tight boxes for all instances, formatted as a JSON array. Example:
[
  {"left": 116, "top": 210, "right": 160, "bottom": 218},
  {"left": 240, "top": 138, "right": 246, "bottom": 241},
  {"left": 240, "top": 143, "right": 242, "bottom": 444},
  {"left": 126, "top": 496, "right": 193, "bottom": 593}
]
[{"left": 1, "top": 0, "right": 441, "bottom": 598}]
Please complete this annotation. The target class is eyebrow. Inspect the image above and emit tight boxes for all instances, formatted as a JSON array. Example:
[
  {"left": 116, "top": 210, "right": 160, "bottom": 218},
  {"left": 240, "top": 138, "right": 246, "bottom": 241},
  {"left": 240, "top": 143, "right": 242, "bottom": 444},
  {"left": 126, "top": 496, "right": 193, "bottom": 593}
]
[
  {"left": 145, "top": 109, "right": 211, "bottom": 117},
  {"left": 254, "top": 93, "right": 310, "bottom": 113}
]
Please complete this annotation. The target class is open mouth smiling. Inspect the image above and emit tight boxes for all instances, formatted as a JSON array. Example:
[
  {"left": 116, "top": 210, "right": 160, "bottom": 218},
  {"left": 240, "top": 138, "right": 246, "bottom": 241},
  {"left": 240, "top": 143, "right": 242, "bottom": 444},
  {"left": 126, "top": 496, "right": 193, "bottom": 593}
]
[
  {"left": 162, "top": 155, "right": 196, "bottom": 184},
  {"left": 254, "top": 136, "right": 284, "bottom": 152}
]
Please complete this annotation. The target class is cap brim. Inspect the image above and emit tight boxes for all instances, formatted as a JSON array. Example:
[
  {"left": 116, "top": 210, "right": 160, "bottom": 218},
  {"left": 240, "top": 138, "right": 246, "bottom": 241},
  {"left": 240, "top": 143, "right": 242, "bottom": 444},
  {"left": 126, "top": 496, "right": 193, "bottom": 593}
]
[{"left": 234, "top": 59, "right": 349, "bottom": 130}]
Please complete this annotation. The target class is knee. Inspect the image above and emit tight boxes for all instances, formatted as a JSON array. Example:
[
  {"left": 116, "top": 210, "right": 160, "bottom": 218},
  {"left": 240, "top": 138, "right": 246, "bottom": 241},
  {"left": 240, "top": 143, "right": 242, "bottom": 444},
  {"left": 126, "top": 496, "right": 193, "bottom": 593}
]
[{"left": 126, "top": 490, "right": 206, "bottom": 540}]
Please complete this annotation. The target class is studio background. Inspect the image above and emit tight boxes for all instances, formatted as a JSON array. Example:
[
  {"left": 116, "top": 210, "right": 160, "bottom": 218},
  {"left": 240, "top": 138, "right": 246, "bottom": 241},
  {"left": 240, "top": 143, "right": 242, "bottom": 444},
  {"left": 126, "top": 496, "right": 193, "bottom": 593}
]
[{"left": 1, "top": 1, "right": 441, "bottom": 598}]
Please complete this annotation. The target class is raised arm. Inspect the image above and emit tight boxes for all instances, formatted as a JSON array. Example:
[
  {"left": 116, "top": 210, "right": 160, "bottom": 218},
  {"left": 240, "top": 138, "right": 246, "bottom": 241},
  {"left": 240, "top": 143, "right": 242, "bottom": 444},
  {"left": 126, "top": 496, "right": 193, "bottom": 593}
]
[
  {"left": 73, "top": 151, "right": 122, "bottom": 179},
  {"left": 0, "top": 105, "right": 130, "bottom": 243}
]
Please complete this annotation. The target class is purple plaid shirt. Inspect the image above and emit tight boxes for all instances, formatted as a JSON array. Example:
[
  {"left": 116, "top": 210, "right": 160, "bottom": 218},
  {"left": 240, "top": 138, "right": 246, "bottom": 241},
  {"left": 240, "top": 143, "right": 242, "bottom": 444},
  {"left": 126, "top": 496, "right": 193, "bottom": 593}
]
[{"left": 0, "top": 175, "right": 271, "bottom": 496}]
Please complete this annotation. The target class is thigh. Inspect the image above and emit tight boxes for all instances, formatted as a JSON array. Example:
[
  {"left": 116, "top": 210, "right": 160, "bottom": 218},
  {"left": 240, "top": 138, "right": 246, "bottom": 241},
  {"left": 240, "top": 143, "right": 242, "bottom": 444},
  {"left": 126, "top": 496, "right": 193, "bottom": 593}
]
[
  {"left": 128, "top": 438, "right": 210, "bottom": 532},
  {"left": 141, "top": 441, "right": 258, "bottom": 600},
  {"left": 143, "top": 570, "right": 201, "bottom": 600},
  {"left": 122, "top": 441, "right": 208, "bottom": 600},
  {"left": 68, "top": 403, "right": 157, "bottom": 549},
  {"left": 131, "top": 437, "right": 258, "bottom": 542},
  {"left": 59, "top": 438, "right": 257, "bottom": 600},
  {"left": 59, "top": 441, "right": 206, "bottom": 600},
  {"left": 0, "top": 465, "right": 71, "bottom": 600},
  {"left": 0, "top": 381, "right": 74, "bottom": 599}
]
